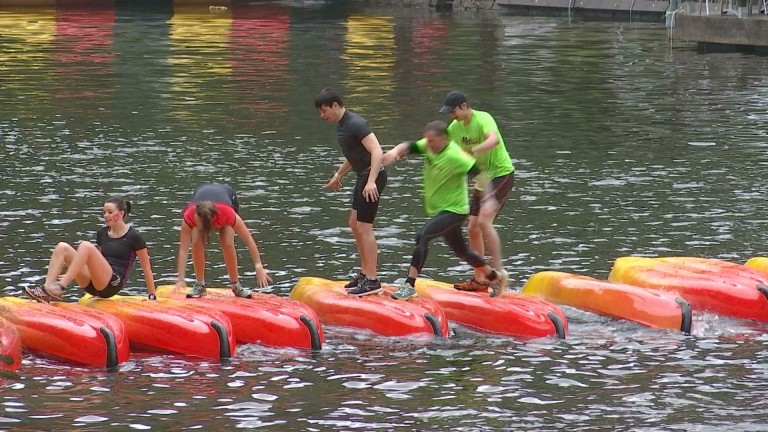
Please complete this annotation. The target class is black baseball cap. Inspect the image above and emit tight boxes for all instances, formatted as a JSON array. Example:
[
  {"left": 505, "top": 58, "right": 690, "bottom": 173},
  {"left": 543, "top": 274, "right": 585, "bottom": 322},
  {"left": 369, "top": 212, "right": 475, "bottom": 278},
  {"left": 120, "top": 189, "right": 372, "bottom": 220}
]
[{"left": 438, "top": 90, "right": 467, "bottom": 113}]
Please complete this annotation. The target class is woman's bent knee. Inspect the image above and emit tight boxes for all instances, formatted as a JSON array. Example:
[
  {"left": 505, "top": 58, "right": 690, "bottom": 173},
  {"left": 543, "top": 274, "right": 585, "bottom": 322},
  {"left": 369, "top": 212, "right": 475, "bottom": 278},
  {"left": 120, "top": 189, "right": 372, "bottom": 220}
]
[{"left": 77, "top": 241, "right": 97, "bottom": 252}]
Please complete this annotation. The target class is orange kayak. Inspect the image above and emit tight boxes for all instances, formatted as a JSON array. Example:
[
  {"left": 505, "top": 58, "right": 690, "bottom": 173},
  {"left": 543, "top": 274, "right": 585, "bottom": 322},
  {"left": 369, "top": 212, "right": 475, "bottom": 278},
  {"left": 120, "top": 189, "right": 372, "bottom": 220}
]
[
  {"left": 78, "top": 295, "right": 236, "bottom": 359},
  {"left": 415, "top": 279, "right": 567, "bottom": 339},
  {"left": 522, "top": 271, "right": 692, "bottom": 332},
  {"left": 290, "top": 277, "right": 449, "bottom": 338},
  {"left": 0, "top": 316, "right": 21, "bottom": 372},
  {"left": 0, "top": 297, "right": 128, "bottom": 368},
  {"left": 609, "top": 257, "right": 768, "bottom": 322},
  {"left": 155, "top": 285, "right": 324, "bottom": 350}
]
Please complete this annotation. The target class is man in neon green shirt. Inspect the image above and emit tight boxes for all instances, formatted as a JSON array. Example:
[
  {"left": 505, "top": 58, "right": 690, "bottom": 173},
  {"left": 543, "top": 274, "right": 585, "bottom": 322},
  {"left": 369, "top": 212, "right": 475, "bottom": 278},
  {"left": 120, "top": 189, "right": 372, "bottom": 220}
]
[
  {"left": 439, "top": 90, "right": 514, "bottom": 294},
  {"left": 382, "top": 120, "right": 509, "bottom": 300}
]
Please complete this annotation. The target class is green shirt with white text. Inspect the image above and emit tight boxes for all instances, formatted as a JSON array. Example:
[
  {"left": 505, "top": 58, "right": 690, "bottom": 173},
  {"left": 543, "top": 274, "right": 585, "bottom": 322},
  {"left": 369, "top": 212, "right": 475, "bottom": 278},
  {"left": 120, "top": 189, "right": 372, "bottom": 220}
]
[{"left": 447, "top": 109, "right": 514, "bottom": 180}]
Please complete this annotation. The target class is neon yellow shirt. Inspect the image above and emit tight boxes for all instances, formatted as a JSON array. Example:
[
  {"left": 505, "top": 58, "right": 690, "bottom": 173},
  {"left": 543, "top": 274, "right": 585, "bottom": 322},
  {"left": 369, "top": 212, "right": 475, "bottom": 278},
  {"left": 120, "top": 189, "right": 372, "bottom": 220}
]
[
  {"left": 447, "top": 109, "right": 514, "bottom": 180},
  {"left": 413, "top": 139, "right": 476, "bottom": 216}
]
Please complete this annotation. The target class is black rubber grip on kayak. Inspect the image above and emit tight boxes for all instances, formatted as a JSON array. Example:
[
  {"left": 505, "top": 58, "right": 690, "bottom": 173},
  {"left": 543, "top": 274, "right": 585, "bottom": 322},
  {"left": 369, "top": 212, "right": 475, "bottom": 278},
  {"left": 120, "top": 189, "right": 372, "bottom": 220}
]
[
  {"left": 675, "top": 297, "right": 692, "bottom": 334},
  {"left": 757, "top": 284, "right": 768, "bottom": 301},
  {"left": 0, "top": 355, "right": 13, "bottom": 366},
  {"left": 210, "top": 320, "right": 231, "bottom": 359},
  {"left": 299, "top": 315, "right": 323, "bottom": 351},
  {"left": 546, "top": 312, "right": 566, "bottom": 339},
  {"left": 99, "top": 326, "right": 119, "bottom": 369},
  {"left": 424, "top": 313, "right": 443, "bottom": 337}
]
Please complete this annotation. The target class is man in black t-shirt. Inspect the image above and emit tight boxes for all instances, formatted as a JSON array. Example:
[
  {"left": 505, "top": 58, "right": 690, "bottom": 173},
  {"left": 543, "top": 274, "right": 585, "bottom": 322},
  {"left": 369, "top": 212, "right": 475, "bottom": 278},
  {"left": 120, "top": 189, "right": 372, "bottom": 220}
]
[{"left": 314, "top": 88, "right": 387, "bottom": 297}]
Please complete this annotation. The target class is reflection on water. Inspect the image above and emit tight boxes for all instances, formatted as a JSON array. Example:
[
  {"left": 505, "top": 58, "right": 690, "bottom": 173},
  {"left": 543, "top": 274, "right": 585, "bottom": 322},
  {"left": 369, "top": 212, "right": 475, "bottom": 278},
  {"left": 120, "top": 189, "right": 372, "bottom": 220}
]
[
  {"left": 227, "top": 6, "right": 290, "bottom": 126},
  {"left": 169, "top": 6, "right": 232, "bottom": 121},
  {"left": 343, "top": 15, "right": 395, "bottom": 116},
  {"left": 1, "top": 3, "right": 768, "bottom": 430}
]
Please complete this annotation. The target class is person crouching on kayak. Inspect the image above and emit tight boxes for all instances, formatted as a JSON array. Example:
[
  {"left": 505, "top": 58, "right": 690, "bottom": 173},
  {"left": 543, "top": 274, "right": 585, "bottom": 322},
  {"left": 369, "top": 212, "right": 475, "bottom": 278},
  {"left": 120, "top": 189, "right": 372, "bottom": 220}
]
[
  {"left": 25, "top": 196, "right": 157, "bottom": 302},
  {"left": 176, "top": 183, "right": 272, "bottom": 299},
  {"left": 382, "top": 121, "right": 509, "bottom": 300}
]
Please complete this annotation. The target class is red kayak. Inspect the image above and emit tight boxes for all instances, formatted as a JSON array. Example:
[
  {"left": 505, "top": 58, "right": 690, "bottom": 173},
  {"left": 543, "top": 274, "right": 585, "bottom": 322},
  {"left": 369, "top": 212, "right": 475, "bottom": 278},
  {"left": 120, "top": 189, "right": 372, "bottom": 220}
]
[
  {"left": 415, "top": 279, "right": 567, "bottom": 339},
  {"left": 609, "top": 257, "right": 768, "bottom": 322},
  {"left": 522, "top": 271, "right": 691, "bottom": 332},
  {"left": 0, "top": 296, "right": 128, "bottom": 368},
  {"left": 0, "top": 316, "right": 22, "bottom": 372},
  {"left": 78, "top": 294, "right": 236, "bottom": 360},
  {"left": 155, "top": 285, "right": 324, "bottom": 350},
  {"left": 657, "top": 257, "right": 768, "bottom": 289},
  {"left": 290, "top": 277, "right": 449, "bottom": 338}
]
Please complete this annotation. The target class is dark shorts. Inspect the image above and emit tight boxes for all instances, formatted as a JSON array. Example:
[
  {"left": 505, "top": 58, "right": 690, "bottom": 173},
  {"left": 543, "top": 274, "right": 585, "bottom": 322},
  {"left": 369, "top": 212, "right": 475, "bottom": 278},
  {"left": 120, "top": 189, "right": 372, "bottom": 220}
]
[
  {"left": 470, "top": 172, "right": 514, "bottom": 217},
  {"left": 352, "top": 168, "right": 387, "bottom": 224},
  {"left": 83, "top": 273, "right": 124, "bottom": 299}
]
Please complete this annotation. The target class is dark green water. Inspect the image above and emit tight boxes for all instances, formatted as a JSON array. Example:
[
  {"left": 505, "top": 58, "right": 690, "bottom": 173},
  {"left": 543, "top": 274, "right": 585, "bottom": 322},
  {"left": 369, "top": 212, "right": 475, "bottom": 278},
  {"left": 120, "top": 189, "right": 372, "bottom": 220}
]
[{"left": 1, "top": 3, "right": 768, "bottom": 430}]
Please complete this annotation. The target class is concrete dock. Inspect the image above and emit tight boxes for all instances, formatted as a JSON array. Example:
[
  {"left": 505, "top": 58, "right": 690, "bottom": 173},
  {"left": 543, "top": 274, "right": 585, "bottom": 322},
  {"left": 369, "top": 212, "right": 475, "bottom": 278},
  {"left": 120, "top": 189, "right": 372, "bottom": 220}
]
[
  {"left": 669, "top": 11, "right": 768, "bottom": 48},
  {"left": 496, "top": 0, "right": 669, "bottom": 20}
]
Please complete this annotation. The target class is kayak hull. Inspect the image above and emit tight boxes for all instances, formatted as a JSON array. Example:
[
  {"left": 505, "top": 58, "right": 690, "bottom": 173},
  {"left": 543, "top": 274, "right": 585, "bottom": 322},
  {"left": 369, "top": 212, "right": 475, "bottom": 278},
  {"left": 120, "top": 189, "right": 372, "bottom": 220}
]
[
  {"left": 657, "top": 257, "right": 768, "bottom": 288},
  {"left": 609, "top": 257, "right": 768, "bottom": 322},
  {"left": 290, "top": 277, "right": 449, "bottom": 338},
  {"left": 0, "top": 316, "right": 21, "bottom": 372},
  {"left": 78, "top": 295, "right": 236, "bottom": 359},
  {"left": 415, "top": 279, "right": 568, "bottom": 339},
  {"left": 522, "top": 271, "right": 691, "bottom": 332},
  {"left": 156, "top": 285, "right": 324, "bottom": 350},
  {"left": 0, "top": 297, "right": 129, "bottom": 368}
]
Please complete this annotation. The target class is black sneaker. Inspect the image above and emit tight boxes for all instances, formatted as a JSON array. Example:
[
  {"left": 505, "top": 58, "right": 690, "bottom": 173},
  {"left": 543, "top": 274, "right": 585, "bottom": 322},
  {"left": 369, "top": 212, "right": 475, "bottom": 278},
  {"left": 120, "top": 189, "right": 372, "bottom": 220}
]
[
  {"left": 347, "top": 278, "right": 383, "bottom": 297},
  {"left": 344, "top": 273, "right": 366, "bottom": 289}
]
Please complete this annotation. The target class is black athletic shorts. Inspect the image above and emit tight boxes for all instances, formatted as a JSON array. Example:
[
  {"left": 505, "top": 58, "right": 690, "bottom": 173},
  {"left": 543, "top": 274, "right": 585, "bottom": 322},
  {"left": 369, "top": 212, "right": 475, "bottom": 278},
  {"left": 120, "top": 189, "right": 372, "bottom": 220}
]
[
  {"left": 470, "top": 172, "right": 514, "bottom": 217},
  {"left": 352, "top": 168, "right": 387, "bottom": 224},
  {"left": 83, "top": 273, "right": 124, "bottom": 299}
]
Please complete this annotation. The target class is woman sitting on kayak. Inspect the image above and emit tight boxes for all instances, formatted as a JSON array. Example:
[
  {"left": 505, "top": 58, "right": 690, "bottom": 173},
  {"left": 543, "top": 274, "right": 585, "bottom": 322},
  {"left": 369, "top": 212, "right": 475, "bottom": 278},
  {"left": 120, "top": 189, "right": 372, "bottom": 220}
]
[
  {"left": 176, "top": 183, "right": 272, "bottom": 299},
  {"left": 25, "top": 196, "right": 157, "bottom": 302}
]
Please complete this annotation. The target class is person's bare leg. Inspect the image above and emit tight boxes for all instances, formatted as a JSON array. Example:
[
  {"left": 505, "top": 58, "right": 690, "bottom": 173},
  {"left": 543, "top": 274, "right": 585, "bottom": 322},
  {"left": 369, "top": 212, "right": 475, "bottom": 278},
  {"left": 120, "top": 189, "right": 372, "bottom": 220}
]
[
  {"left": 53, "top": 242, "right": 112, "bottom": 296},
  {"left": 357, "top": 221, "right": 378, "bottom": 280},
  {"left": 348, "top": 210, "right": 368, "bottom": 277},
  {"left": 44, "top": 242, "right": 78, "bottom": 286},
  {"left": 220, "top": 227, "right": 239, "bottom": 284},
  {"left": 191, "top": 229, "right": 206, "bottom": 284},
  {"left": 477, "top": 199, "right": 503, "bottom": 270},
  {"left": 470, "top": 198, "right": 502, "bottom": 279},
  {"left": 467, "top": 215, "right": 486, "bottom": 280}
]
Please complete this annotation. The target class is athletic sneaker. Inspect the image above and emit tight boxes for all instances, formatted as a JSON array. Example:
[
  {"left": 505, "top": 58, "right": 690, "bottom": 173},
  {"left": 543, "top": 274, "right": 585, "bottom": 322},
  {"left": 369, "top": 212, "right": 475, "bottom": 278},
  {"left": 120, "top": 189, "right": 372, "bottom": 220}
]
[
  {"left": 231, "top": 281, "right": 252, "bottom": 299},
  {"left": 489, "top": 269, "right": 510, "bottom": 298},
  {"left": 453, "top": 278, "right": 490, "bottom": 292},
  {"left": 345, "top": 273, "right": 366, "bottom": 289},
  {"left": 347, "top": 278, "right": 383, "bottom": 297},
  {"left": 186, "top": 281, "right": 207, "bottom": 298},
  {"left": 391, "top": 282, "right": 417, "bottom": 300},
  {"left": 24, "top": 285, "right": 52, "bottom": 303}
]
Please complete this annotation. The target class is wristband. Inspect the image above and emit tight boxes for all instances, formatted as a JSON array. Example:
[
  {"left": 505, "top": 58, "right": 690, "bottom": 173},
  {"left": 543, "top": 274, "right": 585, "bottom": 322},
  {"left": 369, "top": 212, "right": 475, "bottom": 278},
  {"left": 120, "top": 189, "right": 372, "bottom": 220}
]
[{"left": 148, "top": 294, "right": 157, "bottom": 300}]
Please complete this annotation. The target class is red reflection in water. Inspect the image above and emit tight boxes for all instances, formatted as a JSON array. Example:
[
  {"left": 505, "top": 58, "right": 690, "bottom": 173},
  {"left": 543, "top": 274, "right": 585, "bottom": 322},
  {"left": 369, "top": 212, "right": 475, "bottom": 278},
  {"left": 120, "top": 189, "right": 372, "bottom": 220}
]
[
  {"left": 54, "top": 7, "right": 115, "bottom": 102},
  {"left": 228, "top": 6, "right": 289, "bottom": 125},
  {"left": 410, "top": 17, "right": 448, "bottom": 89},
  {"left": 56, "top": 0, "right": 114, "bottom": 6}
]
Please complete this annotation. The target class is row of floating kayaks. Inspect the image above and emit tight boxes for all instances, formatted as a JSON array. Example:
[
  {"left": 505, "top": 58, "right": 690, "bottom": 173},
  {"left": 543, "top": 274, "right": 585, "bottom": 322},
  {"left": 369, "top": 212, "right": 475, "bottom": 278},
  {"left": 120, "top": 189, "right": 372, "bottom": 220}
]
[
  {"left": 3, "top": 256, "right": 768, "bottom": 371},
  {"left": 522, "top": 256, "right": 768, "bottom": 333},
  {"left": 0, "top": 286, "right": 325, "bottom": 372}
]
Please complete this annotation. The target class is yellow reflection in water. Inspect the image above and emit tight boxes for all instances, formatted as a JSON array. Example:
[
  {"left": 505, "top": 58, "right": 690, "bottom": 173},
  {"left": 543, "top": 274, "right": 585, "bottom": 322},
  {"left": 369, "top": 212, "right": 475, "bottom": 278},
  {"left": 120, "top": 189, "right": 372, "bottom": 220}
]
[
  {"left": 342, "top": 15, "right": 395, "bottom": 108},
  {"left": 0, "top": 9, "right": 55, "bottom": 61},
  {"left": 168, "top": 6, "right": 232, "bottom": 120},
  {"left": 0, "top": 9, "right": 55, "bottom": 109}
]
